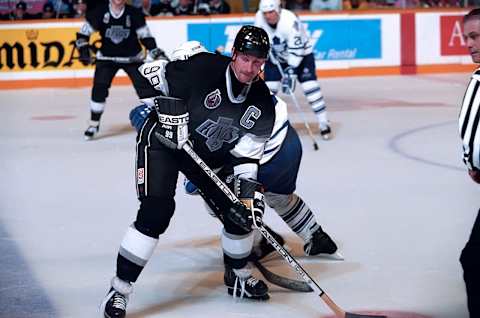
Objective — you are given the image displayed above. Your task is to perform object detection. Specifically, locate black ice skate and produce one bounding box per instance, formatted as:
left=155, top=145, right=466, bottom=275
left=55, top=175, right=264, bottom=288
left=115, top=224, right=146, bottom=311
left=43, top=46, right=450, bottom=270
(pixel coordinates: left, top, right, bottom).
left=100, top=277, right=132, bottom=318
left=304, top=227, right=338, bottom=256
left=249, top=226, right=285, bottom=261
left=224, top=265, right=270, bottom=300
left=84, top=122, right=100, bottom=140
left=320, top=125, right=331, bottom=140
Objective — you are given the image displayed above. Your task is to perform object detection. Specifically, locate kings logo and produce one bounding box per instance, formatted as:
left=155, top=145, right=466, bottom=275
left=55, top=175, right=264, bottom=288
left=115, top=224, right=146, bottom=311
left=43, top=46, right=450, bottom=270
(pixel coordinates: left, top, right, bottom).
left=204, top=89, right=221, bottom=109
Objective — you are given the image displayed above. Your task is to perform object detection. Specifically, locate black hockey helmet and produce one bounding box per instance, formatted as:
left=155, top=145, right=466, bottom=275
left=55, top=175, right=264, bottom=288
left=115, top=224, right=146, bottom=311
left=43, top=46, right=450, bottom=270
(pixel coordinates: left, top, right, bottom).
left=233, top=25, right=270, bottom=59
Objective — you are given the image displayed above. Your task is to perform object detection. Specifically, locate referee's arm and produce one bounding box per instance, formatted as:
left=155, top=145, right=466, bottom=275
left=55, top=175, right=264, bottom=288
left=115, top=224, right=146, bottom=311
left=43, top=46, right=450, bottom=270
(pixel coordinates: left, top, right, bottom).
left=459, top=71, right=480, bottom=184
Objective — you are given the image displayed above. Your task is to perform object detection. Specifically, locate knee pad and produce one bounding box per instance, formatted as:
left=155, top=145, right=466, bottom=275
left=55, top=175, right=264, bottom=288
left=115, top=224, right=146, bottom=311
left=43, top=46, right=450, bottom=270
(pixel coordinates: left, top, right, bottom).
left=135, top=196, right=175, bottom=237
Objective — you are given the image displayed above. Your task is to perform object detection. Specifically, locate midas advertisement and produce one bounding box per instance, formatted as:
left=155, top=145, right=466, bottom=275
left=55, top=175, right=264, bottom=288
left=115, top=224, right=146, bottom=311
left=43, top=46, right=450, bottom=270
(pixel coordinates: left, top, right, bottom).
left=0, top=27, right=98, bottom=72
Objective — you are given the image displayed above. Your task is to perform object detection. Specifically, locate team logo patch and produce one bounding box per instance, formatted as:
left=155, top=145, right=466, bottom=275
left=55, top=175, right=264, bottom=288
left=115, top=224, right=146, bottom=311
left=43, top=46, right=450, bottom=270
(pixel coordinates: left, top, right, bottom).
left=137, top=168, right=145, bottom=184
left=106, top=26, right=130, bottom=44
left=196, top=117, right=239, bottom=152
left=204, top=89, right=222, bottom=109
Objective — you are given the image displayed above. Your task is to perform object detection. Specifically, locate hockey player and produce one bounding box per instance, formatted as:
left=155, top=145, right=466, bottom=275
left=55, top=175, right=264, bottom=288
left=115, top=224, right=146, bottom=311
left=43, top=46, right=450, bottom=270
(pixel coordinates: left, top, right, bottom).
left=75, top=0, right=168, bottom=140
left=101, top=26, right=276, bottom=318
left=130, top=40, right=338, bottom=260
left=254, top=0, right=332, bottom=140
left=459, top=8, right=480, bottom=318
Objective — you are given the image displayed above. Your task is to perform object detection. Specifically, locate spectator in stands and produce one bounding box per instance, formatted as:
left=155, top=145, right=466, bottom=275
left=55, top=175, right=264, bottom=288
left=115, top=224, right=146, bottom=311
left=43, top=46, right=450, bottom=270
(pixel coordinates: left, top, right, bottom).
left=208, top=0, right=231, bottom=13
left=72, top=0, right=87, bottom=17
left=172, top=0, right=195, bottom=15
left=42, top=2, right=56, bottom=19
left=310, top=0, right=341, bottom=10
left=286, top=0, right=310, bottom=11
left=150, top=0, right=175, bottom=15
left=12, top=1, right=37, bottom=19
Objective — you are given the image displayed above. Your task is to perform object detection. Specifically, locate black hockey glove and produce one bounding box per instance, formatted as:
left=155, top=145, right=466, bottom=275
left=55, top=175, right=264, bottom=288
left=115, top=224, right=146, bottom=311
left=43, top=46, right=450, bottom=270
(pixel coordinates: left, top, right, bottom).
left=75, top=37, right=92, bottom=66
left=148, top=48, right=170, bottom=62
left=281, top=66, right=297, bottom=94
left=225, top=177, right=265, bottom=231
left=153, top=96, right=189, bottom=150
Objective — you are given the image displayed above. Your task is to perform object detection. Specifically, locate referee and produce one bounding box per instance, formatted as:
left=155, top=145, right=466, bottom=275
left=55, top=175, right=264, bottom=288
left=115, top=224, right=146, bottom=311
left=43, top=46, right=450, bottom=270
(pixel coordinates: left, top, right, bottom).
left=459, top=8, right=480, bottom=318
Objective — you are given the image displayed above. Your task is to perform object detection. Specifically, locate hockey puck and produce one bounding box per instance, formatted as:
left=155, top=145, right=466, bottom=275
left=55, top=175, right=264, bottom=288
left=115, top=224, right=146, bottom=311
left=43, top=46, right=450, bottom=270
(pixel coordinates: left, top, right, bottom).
left=323, top=310, right=431, bottom=318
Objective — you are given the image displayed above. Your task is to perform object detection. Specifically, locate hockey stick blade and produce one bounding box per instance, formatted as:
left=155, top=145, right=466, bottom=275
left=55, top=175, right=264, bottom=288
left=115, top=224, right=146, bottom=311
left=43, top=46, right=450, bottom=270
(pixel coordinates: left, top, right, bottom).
left=254, top=260, right=313, bottom=293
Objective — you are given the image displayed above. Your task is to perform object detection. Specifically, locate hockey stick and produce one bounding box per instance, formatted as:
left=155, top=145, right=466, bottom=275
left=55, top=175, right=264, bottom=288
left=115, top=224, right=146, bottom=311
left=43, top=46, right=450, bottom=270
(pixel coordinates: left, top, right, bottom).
left=94, top=55, right=145, bottom=64
left=182, top=142, right=386, bottom=318
left=253, top=260, right=313, bottom=293
left=268, top=53, right=319, bottom=151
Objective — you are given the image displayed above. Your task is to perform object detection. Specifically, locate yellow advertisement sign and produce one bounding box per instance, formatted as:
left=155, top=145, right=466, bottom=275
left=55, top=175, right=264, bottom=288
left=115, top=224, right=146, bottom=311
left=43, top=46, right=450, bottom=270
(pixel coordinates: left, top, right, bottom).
left=0, top=27, right=99, bottom=72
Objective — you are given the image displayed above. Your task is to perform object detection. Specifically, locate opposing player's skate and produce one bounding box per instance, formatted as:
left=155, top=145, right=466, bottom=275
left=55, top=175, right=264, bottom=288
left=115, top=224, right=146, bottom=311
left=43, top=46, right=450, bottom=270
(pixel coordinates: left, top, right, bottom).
left=320, top=124, right=331, bottom=140
left=224, top=265, right=270, bottom=300
left=304, top=227, right=341, bottom=259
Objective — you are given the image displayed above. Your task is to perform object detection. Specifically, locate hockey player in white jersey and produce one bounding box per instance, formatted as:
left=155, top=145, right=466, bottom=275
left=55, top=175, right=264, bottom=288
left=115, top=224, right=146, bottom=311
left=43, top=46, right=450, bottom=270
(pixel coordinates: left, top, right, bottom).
left=254, top=0, right=332, bottom=139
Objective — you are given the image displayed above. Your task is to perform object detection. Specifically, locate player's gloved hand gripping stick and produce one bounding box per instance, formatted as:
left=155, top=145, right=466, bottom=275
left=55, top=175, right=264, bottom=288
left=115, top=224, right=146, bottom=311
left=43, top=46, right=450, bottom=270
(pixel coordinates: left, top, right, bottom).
left=182, top=142, right=386, bottom=318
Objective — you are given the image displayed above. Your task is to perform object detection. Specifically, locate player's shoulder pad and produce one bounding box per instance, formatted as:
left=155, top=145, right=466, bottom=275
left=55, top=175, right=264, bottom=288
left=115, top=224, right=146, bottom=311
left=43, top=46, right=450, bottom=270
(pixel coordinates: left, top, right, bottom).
left=138, top=59, right=169, bottom=95
left=280, top=9, right=299, bottom=27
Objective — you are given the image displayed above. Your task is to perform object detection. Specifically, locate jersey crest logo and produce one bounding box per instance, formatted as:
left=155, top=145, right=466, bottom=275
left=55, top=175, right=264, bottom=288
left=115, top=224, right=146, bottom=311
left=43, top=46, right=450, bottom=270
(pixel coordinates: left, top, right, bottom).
left=204, top=89, right=222, bottom=109
left=106, top=26, right=130, bottom=44
left=103, top=12, right=110, bottom=24
left=126, top=15, right=131, bottom=27
left=196, top=117, right=239, bottom=152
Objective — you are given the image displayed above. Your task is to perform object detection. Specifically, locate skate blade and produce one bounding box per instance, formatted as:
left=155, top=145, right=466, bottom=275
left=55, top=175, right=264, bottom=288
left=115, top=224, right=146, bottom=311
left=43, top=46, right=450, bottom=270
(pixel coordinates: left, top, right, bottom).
left=311, top=251, right=344, bottom=261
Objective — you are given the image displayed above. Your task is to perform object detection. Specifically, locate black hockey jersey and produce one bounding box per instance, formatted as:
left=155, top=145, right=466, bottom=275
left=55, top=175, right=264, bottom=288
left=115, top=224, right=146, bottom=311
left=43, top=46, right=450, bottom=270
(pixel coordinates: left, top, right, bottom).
left=140, top=53, right=276, bottom=171
left=78, top=4, right=153, bottom=57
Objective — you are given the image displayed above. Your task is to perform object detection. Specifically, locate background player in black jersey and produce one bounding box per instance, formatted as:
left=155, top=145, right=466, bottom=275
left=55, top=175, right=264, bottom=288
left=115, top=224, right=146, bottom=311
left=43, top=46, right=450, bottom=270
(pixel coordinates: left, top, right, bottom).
left=75, top=0, right=168, bottom=140
left=459, top=9, right=480, bottom=318
left=100, top=26, right=276, bottom=318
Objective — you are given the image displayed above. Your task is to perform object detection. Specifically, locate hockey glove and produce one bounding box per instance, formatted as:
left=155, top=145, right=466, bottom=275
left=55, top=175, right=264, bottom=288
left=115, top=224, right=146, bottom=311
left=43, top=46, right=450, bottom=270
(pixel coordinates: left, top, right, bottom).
left=281, top=66, right=297, bottom=94
left=226, top=177, right=265, bottom=231
left=75, top=37, right=92, bottom=66
left=129, top=104, right=153, bottom=132
left=148, top=48, right=170, bottom=62
left=153, top=96, right=189, bottom=150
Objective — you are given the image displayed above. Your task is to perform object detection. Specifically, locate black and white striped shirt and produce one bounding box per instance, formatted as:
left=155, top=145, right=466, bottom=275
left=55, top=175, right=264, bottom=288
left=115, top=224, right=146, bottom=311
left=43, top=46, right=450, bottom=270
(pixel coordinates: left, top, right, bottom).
left=459, top=68, right=480, bottom=171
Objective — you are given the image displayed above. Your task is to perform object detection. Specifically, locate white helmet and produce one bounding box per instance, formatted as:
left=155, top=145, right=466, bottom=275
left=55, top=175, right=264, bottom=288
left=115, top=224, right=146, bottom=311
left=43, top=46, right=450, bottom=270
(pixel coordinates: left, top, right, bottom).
left=259, top=0, right=280, bottom=13
left=171, top=41, right=208, bottom=61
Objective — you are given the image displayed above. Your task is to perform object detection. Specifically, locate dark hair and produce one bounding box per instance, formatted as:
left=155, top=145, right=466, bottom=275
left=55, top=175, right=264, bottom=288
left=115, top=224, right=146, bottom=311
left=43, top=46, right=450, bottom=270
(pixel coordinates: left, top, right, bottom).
left=464, top=8, right=480, bottom=23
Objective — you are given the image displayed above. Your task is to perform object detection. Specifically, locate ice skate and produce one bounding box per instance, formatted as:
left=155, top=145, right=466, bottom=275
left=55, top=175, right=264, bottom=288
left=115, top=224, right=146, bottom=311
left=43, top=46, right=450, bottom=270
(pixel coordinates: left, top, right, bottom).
left=100, top=277, right=132, bottom=318
left=320, top=125, right=331, bottom=140
left=304, top=227, right=343, bottom=260
left=84, top=122, right=99, bottom=140
left=224, top=264, right=270, bottom=300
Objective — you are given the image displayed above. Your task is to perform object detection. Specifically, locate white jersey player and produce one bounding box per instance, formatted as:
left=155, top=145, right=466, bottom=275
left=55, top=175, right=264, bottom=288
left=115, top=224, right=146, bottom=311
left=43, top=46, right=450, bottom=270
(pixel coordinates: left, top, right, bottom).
left=254, top=0, right=332, bottom=139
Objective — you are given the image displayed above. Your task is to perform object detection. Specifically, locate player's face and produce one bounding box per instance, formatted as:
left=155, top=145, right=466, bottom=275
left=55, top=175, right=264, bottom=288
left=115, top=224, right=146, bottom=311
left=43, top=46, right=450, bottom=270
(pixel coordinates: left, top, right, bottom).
left=110, top=0, right=126, bottom=7
left=464, top=18, right=480, bottom=63
left=231, top=52, right=266, bottom=84
left=263, top=10, right=280, bottom=25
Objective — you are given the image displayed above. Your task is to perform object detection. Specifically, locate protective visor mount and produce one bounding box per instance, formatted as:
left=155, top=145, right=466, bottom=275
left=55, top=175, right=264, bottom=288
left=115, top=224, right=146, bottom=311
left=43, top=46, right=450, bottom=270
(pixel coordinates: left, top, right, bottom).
left=233, top=25, right=270, bottom=59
